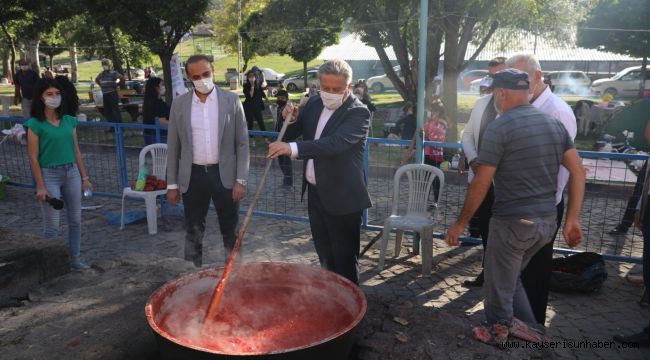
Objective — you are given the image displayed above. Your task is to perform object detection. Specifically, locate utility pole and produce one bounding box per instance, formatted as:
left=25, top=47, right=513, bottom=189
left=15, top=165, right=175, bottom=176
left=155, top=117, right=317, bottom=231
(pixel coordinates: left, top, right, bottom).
left=238, top=0, right=243, bottom=87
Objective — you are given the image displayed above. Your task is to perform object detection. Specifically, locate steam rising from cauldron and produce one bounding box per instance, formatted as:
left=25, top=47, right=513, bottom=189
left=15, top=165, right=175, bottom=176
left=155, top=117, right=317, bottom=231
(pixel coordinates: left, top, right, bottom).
left=152, top=263, right=362, bottom=355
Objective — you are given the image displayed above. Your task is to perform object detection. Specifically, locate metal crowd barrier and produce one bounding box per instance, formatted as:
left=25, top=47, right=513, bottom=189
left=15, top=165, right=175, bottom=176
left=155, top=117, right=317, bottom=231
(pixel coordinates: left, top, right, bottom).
left=1, top=117, right=646, bottom=263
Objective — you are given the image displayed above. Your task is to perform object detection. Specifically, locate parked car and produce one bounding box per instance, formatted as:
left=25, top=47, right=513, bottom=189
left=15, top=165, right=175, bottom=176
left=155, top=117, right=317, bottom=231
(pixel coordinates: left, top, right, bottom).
left=460, top=70, right=488, bottom=90
left=282, top=70, right=319, bottom=92
left=261, top=68, right=285, bottom=86
left=366, top=66, right=404, bottom=93
left=591, top=66, right=650, bottom=98
left=545, top=71, right=591, bottom=94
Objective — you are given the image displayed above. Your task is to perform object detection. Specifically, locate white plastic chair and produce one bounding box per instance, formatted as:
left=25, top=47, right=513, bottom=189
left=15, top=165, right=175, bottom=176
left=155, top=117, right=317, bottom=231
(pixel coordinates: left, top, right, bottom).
left=377, top=164, right=445, bottom=276
left=120, top=143, right=168, bottom=235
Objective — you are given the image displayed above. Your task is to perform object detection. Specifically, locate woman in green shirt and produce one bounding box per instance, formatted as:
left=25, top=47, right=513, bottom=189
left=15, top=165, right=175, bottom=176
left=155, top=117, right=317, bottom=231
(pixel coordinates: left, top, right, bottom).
left=25, top=78, right=93, bottom=270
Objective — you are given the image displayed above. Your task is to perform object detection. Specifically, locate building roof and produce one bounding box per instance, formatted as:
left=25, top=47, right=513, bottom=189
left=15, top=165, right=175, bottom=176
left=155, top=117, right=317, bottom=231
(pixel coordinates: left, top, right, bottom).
left=319, top=30, right=641, bottom=62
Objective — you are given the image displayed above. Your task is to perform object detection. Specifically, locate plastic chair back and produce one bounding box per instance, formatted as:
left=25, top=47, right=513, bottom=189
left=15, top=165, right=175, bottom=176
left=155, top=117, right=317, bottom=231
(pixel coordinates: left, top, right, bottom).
left=391, top=164, right=444, bottom=218
left=139, top=143, right=168, bottom=180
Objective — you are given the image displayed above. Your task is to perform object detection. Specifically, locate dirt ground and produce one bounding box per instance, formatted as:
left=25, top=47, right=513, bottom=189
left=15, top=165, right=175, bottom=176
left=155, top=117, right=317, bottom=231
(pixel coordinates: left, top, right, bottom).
left=0, top=228, right=541, bottom=360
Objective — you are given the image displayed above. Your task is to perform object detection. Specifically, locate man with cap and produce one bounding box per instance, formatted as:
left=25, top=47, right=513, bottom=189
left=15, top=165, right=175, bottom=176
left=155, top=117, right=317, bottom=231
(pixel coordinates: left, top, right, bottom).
left=95, top=59, right=125, bottom=126
left=446, top=69, right=585, bottom=338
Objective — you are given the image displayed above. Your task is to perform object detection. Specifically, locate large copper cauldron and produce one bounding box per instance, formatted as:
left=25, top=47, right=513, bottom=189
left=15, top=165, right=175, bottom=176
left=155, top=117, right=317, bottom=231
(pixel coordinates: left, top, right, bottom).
left=145, top=262, right=366, bottom=360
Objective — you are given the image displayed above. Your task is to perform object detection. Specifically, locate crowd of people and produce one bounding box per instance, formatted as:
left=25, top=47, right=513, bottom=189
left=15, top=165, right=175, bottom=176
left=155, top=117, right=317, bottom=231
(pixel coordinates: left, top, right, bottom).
left=11, top=53, right=650, bottom=348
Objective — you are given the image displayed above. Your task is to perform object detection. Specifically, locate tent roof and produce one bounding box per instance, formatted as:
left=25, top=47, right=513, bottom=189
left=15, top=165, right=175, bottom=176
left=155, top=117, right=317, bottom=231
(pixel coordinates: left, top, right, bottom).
left=319, top=30, right=641, bottom=62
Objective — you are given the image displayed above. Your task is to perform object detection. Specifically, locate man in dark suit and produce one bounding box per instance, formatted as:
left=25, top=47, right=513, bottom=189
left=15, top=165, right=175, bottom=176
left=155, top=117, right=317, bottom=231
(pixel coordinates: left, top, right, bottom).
left=268, top=59, right=372, bottom=284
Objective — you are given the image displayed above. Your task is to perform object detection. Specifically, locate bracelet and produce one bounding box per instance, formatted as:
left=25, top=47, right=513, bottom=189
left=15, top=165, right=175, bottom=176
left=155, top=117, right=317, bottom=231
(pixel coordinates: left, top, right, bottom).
left=82, top=176, right=90, bottom=181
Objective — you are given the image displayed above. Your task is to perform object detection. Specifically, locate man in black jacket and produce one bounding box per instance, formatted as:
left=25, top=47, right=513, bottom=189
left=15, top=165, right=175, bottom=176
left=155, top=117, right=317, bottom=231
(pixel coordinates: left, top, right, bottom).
left=268, top=59, right=372, bottom=284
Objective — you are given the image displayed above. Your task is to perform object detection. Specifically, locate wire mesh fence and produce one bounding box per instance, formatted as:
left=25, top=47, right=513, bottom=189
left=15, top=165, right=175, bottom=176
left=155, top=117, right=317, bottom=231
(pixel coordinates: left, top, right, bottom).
left=0, top=117, right=646, bottom=262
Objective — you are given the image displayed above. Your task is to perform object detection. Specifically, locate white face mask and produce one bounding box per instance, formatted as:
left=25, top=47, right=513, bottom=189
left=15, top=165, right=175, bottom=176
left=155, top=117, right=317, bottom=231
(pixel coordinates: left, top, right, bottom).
left=159, top=86, right=166, bottom=96
left=320, top=90, right=346, bottom=110
left=193, top=77, right=215, bottom=94
left=102, top=65, right=110, bottom=71
left=44, top=95, right=61, bottom=109
left=20, top=65, right=29, bottom=71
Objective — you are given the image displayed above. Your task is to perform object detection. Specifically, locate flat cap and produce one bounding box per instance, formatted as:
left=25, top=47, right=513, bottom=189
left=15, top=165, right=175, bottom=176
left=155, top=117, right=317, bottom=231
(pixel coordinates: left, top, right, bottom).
left=489, top=69, right=529, bottom=90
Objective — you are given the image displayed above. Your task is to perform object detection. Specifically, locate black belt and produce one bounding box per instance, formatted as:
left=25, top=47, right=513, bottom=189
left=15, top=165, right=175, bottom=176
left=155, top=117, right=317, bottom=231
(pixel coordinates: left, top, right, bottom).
left=192, top=163, right=218, bottom=172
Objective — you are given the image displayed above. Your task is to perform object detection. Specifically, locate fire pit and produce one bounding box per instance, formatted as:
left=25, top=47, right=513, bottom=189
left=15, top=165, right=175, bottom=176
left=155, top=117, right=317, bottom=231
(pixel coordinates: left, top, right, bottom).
left=145, top=262, right=366, bottom=359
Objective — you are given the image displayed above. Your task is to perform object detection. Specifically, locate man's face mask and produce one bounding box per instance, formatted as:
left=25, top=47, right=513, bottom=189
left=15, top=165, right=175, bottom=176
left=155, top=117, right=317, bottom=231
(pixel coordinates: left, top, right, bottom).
left=193, top=76, right=215, bottom=94
left=102, top=65, right=110, bottom=71
left=320, top=90, right=346, bottom=110
left=20, top=65, right=29, bottom=71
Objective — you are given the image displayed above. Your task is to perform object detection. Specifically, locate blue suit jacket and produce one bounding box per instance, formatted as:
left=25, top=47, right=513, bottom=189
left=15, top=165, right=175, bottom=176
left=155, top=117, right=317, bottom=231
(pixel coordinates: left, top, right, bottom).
left=285, top=93, right=372, bottom=215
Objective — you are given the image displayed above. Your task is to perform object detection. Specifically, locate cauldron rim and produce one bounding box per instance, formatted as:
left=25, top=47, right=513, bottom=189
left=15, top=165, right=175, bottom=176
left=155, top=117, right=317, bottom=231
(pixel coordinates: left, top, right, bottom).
left=145, top=262, right=367, bottom=356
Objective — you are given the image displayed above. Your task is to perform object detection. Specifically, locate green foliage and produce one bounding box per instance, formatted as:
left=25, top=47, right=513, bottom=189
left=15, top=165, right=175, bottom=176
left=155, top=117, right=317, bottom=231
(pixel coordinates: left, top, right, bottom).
left=577, top=0, right=650, bottom=59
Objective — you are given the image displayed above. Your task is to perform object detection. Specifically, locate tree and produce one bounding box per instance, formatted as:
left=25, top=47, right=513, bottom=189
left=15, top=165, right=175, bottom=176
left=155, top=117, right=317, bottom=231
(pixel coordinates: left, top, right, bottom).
left=578, top=0, right=650, bottom=97
left=208, top=0, right=269, bottom=72
left=108, top=0, right=211, bottom=103
left=238, top=9, right=290, bottom=72
left=261, top=0, right=344, bottom=89
left=347, top=0, right=597, bottom=141
left=0, top=0, right=26, bottom=80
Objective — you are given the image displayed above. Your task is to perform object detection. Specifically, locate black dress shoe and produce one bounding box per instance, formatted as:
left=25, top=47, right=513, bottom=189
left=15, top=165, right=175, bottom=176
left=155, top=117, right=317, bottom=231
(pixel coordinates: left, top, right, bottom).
left=609, top=226, right=628, bottom=235
left=614, top=331, right=650, bottom=347
left=463, top=272, right=484, bottom=287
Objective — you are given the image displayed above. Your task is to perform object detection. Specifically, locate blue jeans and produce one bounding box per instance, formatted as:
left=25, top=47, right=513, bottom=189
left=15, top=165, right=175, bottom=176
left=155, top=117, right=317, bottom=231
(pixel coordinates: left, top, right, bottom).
left=40, top=163, right=82, bottom=258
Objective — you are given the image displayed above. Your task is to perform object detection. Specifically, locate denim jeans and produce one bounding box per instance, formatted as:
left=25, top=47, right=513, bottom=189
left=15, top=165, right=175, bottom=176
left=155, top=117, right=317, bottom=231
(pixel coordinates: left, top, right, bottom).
left=40, top=163, right=82, bottom=258
left=483, top=215, right=556, bottom=325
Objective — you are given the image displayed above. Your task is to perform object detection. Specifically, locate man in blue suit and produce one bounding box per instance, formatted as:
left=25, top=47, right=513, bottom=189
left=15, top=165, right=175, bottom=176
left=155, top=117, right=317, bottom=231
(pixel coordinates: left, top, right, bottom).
left=268, top=59, right=372, bottom=284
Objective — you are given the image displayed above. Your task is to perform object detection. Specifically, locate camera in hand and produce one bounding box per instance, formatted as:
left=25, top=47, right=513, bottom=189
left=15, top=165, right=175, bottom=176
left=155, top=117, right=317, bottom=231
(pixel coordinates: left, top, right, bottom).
left=46, top=196, right=64, bottom=210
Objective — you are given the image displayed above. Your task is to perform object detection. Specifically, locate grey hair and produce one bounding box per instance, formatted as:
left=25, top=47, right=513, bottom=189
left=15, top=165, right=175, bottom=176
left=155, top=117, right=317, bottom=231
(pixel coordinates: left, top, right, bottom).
left=505, top=53, right=542, bottom=74
left=318, top=59, right=353, bottom=85
left=101, top=58, right=112, bottom=66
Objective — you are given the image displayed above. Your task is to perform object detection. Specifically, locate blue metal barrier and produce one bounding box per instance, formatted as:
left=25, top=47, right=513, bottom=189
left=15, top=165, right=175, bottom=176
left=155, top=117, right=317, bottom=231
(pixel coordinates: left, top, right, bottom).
left=1, top=117, right=646, bottom=263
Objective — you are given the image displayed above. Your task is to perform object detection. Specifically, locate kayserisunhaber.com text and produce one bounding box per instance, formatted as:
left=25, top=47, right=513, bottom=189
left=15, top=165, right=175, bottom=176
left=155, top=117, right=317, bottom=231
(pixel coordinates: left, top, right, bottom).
left=500, top=339, right=639, bottom=350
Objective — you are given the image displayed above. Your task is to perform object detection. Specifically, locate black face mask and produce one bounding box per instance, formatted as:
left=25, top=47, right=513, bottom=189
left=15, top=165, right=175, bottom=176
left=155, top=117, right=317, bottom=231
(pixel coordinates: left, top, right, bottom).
left=276, top=100, right=287, bottom=106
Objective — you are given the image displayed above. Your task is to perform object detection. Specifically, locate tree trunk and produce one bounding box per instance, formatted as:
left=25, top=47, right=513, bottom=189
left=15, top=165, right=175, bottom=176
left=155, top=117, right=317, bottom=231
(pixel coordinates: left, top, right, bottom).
left=159, top=52, right=173, bottom=104
left=28, top=36, right=41, bottom=74
left=126, top=57, right=132, bottom=80
left=103, top=25, right=123, bottom=74
left=49, top=55, right=53, bottom=70
left=303, top=60, right=308, bottom=90
left=442, top=14, right=460, bottom=143
left=1, top=50, right=9, bottom=80
left=0, top=24, right=17, bottom=82
left=69, top=43, right=78, bottom=83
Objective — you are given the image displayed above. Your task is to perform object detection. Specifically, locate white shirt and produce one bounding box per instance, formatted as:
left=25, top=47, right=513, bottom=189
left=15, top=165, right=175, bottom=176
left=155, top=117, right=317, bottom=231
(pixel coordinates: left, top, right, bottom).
left=289, top=107, right=335, bottom=185
left=532, top=86, right=577, bottom=205
left=190, top=89, right=219, bottom=165
left=460, top=94, right=492, bottom=183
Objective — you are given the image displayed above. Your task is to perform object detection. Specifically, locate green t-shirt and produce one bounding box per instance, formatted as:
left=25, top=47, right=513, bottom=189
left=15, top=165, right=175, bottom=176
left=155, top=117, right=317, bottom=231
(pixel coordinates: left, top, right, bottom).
left=24, top=115, right=77, bottom=168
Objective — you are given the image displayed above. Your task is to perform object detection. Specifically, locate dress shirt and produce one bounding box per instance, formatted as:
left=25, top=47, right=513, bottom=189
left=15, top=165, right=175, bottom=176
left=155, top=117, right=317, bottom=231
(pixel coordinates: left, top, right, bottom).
left=460, top=94, right=492, bottom=183
left=289, top=107, right=335, bottom=185
left=191, top=89, right=219, bottom=165
left=532, top=86, right=577, bottom=205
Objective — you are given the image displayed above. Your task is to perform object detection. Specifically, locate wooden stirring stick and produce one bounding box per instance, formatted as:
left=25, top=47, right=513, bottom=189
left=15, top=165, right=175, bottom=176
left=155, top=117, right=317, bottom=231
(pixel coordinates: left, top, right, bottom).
left=203, top=109, right=295, bottom=326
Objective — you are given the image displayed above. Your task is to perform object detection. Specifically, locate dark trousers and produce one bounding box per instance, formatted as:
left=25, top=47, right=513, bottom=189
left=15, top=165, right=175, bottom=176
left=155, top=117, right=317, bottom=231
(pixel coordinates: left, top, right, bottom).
left=278, top=156, right=293, bottom=186
left=477, top=185, right=495, bottom=266
left=307, top=185, right=362, bottom=284
left=619, top=162, right=647, bottom=230
left=642, top=199, right=650, bottom=333
left=521, top=197, right=565, bottom=325
left=182, top=164, right=239, bottom=266
left=424, top=158, right=442, bottom=202
left=245, top=108, right=266, bottom=131
left=102, top=91, right=122, bottom=123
